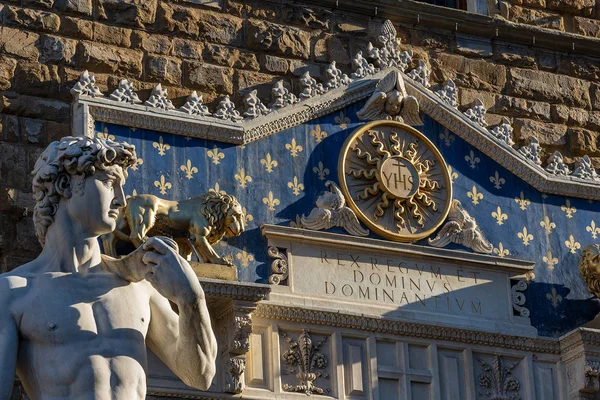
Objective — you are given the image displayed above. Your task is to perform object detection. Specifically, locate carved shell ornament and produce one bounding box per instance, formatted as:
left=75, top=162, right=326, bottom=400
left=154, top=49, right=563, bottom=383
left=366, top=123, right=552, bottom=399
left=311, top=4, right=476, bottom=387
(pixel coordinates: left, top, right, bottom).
left=357, top=70, right=423, bottom=126
left=338, top=121, right=453, bottom=242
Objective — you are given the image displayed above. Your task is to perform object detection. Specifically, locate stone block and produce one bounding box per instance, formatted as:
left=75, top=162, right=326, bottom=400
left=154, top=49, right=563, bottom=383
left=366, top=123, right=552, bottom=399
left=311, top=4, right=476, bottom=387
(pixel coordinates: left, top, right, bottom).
left=506, top=5, right=564, bottom=31
left=145, top=55, right=182, bottom=85
left=172, top=38, right=203, bottom=60
left=288, top=60, right=322, bottom=79
left=184, top=61, right=234, bottom=95
left=558, top=56, right=600, bottom=81
left=0, top=27, right=40, bottom=60
left=203, top=44, right=260, bottom=71
left=97, top=0, right=158, bottom=28
left=0, top=143, right=28, bottom=189
left=39, top=35, right=77, bottom=65
left=0, top=94, right=70, bottom=123
left=574, top=17, right=600, bottom=37
left=494, top=95, right=551, bottom=121
left=158, top=3, right=243, bottom=46
left=335, top=17, right=369, bottom=36
left=0, top=57, right=17, bottom=91
left=493, top=43, right=536, bottom=68
left=247, top=1, right=330, bottom=30
left=587, top=112, right=600, bottom=131
left=458, top=88, right=496, bottom=111
left=46, top=121, right=71, bottom=143
left=131, top=31, right=172, bottom=55
left=537, top=52, right=558, bottom=72
left=3, top=115, right=19, bottom=142
left=77, top=41, right=143, bottom=77
left=547, top=0, right=595, bottom=15
left=60, top=16, right=93, bottom=40
left=510, top=0, right=546, bottom=8
left=508, top=67, right=591, bottom=108
left=455, top=34, right=492, bottom=58
left=592, top=83, right=600, bottom=110
left=14, top=62, right=60, bottom=98
left=551, top=105, right=588, bottom=126
left=20, top=117, right=46, bottom=144
left=234, top=70, right=276, bottom=102
left=569, top=127, right=600, bottom=155
left=431, top=53, right=507, bottom=92
left=93, top=23, right=132, bottom=48
left=513, top=119, right=568, bottom=146
left=261, top=54, right=289, bottom=75
left=4, top=6, right=60, bottom=33
left=23, top=0, right=55, bottom=8
left=246, top=19, right=311, bottom=60
left=54, top=0, right=93, bottom=16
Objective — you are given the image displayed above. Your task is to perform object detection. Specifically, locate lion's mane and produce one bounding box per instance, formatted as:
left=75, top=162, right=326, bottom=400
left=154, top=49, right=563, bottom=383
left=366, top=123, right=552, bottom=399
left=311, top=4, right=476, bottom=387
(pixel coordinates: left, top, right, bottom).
left=580, top=244, right=600, bottom=298
left=199, top=190, right=243, bottom=245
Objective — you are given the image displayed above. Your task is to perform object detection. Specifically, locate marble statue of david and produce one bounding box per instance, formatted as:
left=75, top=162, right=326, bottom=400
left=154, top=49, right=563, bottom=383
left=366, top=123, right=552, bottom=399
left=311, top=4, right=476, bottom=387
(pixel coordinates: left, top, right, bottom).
left=0, top=136, right=217, bottom=399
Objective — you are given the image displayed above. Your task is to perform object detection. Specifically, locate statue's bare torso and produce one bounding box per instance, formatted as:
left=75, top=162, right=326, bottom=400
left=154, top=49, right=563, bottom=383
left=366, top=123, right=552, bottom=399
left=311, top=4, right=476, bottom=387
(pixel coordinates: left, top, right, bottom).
left=3, top=261, right=159, bottom=399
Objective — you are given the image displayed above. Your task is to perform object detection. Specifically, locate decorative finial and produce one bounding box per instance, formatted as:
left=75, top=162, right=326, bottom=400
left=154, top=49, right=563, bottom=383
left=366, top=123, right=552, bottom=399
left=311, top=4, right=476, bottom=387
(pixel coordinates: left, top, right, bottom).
left=463, top=99, right=487, bottom=128
left=299, top=71, right=326, bottom=99
left=145, top=83, right=175, bottom=110
left=545, top=151, right=570, bottom=176
left=518, top=137, right=542, bottom=165
left=324, top=61, right=351, bottom=90
left=270, top=80, right=297, bottom=109
left=406, top=59, right=430, bottom=88
left=489, top=117, right=514, bottom=146
left=435, top=79, right=458, bottom=108
left=572, top=155, right=599, bottom=180
left=70, top=70, right=103, bottom=98
left=110, top=79, right=142, bottom=104
left=214, top=95, right=243, bottom=122
left=243, top=90, right=270, bottom=119
left=180, top=91, right=211, bottom=116
left=351, top=51, right=377, bottom=79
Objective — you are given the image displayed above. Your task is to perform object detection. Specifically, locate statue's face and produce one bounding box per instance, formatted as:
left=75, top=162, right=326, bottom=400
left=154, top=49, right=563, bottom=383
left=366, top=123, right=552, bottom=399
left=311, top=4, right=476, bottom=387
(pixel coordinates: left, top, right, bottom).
left=66, top=167, right=126, bottom=237
left=315, top=192, right=335, bottom=209
left=385, top=90, right=403, bottom=115
left=224, top=203, right=245, bottom=238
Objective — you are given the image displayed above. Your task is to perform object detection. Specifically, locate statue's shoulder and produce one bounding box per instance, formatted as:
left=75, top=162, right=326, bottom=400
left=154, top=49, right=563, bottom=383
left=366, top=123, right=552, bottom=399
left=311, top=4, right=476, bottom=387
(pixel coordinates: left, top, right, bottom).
left=0, top=261, right=37, bottom=303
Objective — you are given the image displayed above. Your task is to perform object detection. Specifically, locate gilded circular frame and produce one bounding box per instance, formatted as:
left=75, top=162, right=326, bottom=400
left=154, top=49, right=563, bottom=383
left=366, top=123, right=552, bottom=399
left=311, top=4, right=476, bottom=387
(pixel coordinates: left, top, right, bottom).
left=338, top=120, right=453, bottom=242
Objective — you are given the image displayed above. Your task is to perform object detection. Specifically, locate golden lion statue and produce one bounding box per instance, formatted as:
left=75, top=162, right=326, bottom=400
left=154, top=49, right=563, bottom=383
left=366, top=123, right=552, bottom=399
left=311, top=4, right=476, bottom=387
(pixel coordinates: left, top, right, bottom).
left=580, top=244, right=600, bottom=298
left=101, top=190, right=245, bottom=266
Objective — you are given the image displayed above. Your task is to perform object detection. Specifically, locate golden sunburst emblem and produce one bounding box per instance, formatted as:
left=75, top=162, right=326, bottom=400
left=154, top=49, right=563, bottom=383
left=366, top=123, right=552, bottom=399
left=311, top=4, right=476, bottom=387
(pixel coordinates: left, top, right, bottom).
left=338, top=120, right=452, bottom=242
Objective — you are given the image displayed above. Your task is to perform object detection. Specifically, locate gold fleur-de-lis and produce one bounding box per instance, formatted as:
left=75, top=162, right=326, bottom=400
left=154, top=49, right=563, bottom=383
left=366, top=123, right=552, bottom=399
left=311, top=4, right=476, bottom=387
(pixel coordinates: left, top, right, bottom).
left=540, top=216, right=556, bottom=235
left=207, top=146, right=225, bottom=165
left=561, top=199, right=577, bottom=218
left=310, top=125, right=328, bottom=143
left=546, top=288, right=563, bottom=308
left=514, top=191, right=530, bottom=211
left=97, top=128, right=115, bottom=141
left=565, top=235, right=581, bottom=254
left=234, top=168, right=252, bottom=188
left=130, top=157, right=144, bottom=171
left=517, top=226, right=533, bottom=246
left=262, top=191, right=280, bottom=211
left=467, top=185, right=483, bottom=205
left=212, top=182, right=226, bottom=195
left=126, top=189, right=138, bottom=200
left=586, top=220, right=600, bottom=239
left=489, top=171, right=505, bottom=190
left=236, top=247, right=255, bottom=267
left=492, top=206, right=508, bottom=225
left=290, top=214, right=303, bottom=228
left=154, top=174, right=172, bottom=195
left=179, top=159, right=198, bottom=179
left=465, top=150, right=480, bottom=169
left=242, top=207, right=253, bottom=224
left=493, top=242, right=510, bottom=258
left=260, top=153, right=278, bottom=173
left=543, top=251, right=558, bottom=271
left=334, top=111, right=351, bottom=129
left=285, top=138, right=303, bottom=157
left=439, top=129, right=455, bottom=147
left=448, top=165, right=458, bottom=183
left=313, top=161, right=330, bottom=181
left=287, top=176, right=304, bottom=196
left=152, top=136, right=171, bottom=156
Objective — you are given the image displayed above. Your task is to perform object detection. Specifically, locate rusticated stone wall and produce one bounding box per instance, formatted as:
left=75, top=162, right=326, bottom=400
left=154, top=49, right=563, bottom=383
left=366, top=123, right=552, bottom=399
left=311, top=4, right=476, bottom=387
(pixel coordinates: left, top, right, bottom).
left=0, top=0, right=600, bottom=273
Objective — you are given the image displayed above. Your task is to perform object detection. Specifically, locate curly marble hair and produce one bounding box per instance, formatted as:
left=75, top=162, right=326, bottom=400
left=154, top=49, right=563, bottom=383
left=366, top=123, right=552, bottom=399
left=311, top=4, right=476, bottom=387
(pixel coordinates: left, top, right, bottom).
left=31, top=136, right=137, bottom=246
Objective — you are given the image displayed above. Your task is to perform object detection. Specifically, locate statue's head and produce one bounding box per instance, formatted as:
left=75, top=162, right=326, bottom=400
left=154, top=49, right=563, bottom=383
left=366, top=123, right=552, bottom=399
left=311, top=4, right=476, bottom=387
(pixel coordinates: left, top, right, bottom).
left=384, top=90, right=403, bottom=116
left=32, top=136, right=137, bottom=246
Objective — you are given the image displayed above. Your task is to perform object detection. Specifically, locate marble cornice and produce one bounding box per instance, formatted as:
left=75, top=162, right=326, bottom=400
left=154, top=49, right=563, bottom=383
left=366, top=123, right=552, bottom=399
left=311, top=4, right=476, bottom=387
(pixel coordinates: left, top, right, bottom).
left=200, top=278, right=271, bottom=303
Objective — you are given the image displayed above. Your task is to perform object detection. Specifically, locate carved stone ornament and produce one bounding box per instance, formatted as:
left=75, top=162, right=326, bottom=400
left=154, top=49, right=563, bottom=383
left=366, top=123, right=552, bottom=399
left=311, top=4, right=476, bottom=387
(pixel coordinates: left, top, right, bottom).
left=406, top=59, right=431, bottom=88
left=572, top=155, right=599, bottom=180
left=580, top=244, right=600, bottom=298
left=232, top=315, right=252, bottom=353
left=518, top=137, right=542, bottom=165
left=110, top=79, right=142, bottom=104
left=180, top=91, right=211, bottom=116
left=585, top=361, right=600, bottom=395
left=435, top=79, right=458, bottom=108
left=70, top=70, right=103, bottom=97
left=511, top=279, right=530, bottom=318
left=270, top=80, right=298, bottom=109
left=338, top=120, right=453, bottom=242
left=428, top=199, right=493, bottom=254
left=490, top=117, right=515, bottom=146
left=144, top=83, right=175, bottom=111
left=476, top=354, right=521, bottom=400
left=101, top=190, right=245, bottom=266
left=225, top=356, right=246, bottom=394
left=214, top=95, right=243, bottom=122
left=281, top=330, right=329, bottom=396
left=325, top=60, right=352, bottom=90
left=301, top=181, right=370, bottom=237
left=546, top=151, right=571, bottom=176
left=464, top=99, right=488, bottom=128
left=366, top=20, right=412, bottom=72
left=357, top=70, right=423, bottom=126
left=243, top=89, right=270, bottom=119
left=299, top=71, right=326, bottom=100
left=268, top=246, right=289, bottom=285
left=351, top=50, right=378, bottom=79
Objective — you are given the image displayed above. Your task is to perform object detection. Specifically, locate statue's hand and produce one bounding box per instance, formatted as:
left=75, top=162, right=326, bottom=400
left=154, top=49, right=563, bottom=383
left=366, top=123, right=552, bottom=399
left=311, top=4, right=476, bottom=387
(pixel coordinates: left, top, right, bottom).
left=142, top=236, right=202, bottom=304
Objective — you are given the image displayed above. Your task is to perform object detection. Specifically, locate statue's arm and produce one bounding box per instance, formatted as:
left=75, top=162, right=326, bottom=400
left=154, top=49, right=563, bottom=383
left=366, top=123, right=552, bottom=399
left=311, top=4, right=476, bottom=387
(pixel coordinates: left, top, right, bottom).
left=143, top=238, right=217, bottom=390
left=0, top=281, right=18, bottom=398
